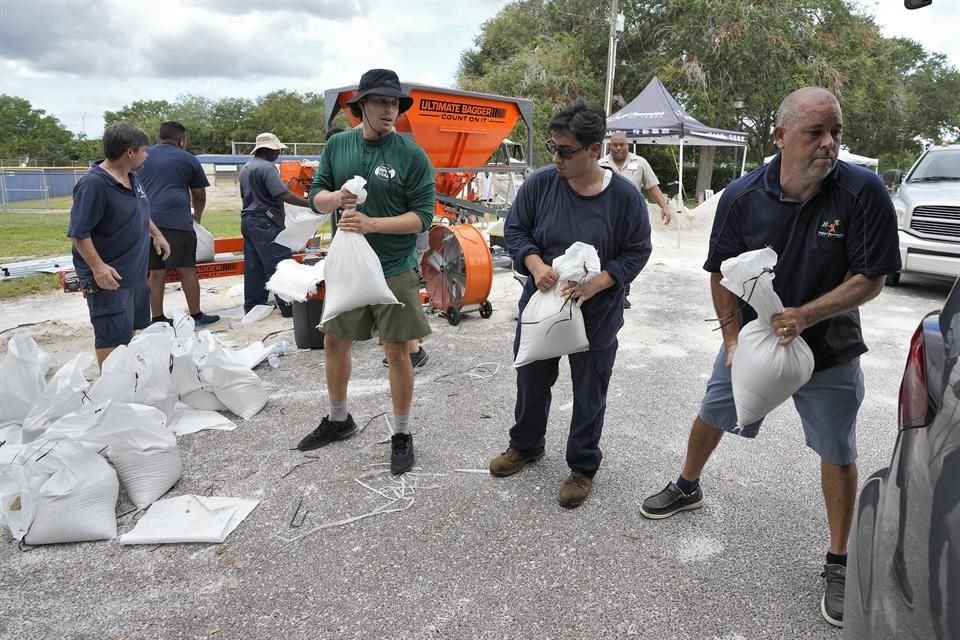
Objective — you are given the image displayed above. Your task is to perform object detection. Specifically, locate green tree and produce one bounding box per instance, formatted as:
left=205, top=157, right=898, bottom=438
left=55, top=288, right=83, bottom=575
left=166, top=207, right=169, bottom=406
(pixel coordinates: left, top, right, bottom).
left=0, top=95, right=73, bottom=165
left=246, top=90, right=326, bottom=150
left=459, top=0, right=960, bottom=193
left=103, top=99, right=174, bottom=142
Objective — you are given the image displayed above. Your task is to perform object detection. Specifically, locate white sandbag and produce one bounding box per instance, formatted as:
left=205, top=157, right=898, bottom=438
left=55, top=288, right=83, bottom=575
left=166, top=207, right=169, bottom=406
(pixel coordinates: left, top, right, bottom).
left=721, top=248, right=815, bottom=426
left=320, top=175, right=400, bottom=323
left=515, top=287, right=589, bottom=367
left=167, top=403, right=238, bottom=436
left=275, top=205, right=328, bottom=251
left=95, top=402, right=181, bottom=509
left=194, top=221, right=215, bottom=263
left=0, top=440, right=118, bottom=545
left=43, top=400, right=181, bottom=509
left=170, top=332, right=224, bottom=410
left=21, top=352, right=94, bottom=443
left=342, top=175, right=368, bottom=205
left=88, top=345, right=137, bottom=404
left=266, top=258, right=326, bottom=303
left=0, top=334, right=52, bottom=427
left=0, top=425, right=23, bottom=447
left=514, top=242, right=600, bottom=367
left=128, top=331, right=177, bottom=423
left=320, top=230, right=400, bottom=323
left=118, top=495, right=259, bottom=545
left=552, top=241, right=602, bottom=283
left=203, top=351, right=267, bottom=419
left=238, top=305, right=274, bottom=326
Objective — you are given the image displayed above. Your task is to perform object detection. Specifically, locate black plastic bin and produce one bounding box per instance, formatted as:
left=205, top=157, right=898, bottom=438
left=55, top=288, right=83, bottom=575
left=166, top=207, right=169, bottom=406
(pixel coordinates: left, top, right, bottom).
left=292, top=298, right=325, bottom=349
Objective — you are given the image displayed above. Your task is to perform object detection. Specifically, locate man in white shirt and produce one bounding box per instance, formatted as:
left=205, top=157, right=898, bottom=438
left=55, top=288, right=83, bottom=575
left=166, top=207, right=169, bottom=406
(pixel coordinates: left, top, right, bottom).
left=600, top=131, right=671, bottom=307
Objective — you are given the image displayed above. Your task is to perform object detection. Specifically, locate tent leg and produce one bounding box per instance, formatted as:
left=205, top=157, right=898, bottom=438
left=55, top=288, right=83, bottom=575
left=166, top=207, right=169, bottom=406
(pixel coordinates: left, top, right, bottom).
left=677, top=141, right=684, bottom=248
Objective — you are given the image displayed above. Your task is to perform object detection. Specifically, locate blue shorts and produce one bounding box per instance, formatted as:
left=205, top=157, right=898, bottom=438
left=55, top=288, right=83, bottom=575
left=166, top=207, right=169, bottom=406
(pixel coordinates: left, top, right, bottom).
left=699, top=346, right=864, bottom=465
left=85, top=285, right=150, bottom=349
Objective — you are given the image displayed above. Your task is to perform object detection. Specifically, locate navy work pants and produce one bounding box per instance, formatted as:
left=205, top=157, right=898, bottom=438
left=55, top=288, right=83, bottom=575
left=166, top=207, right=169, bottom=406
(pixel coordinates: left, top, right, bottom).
left=509, top=340, right=618, bottom=476
left=241, top=214, right=292, bottom=313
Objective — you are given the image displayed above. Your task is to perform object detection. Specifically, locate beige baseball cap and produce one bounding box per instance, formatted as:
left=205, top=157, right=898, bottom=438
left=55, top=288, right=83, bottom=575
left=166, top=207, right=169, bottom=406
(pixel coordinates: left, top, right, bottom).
left=251, top=132, right=287, bottom=153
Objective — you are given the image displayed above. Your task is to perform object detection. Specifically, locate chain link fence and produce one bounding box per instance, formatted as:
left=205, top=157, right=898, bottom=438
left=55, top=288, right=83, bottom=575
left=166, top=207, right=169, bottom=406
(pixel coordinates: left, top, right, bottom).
left=0, top=166, right=89, bottom=211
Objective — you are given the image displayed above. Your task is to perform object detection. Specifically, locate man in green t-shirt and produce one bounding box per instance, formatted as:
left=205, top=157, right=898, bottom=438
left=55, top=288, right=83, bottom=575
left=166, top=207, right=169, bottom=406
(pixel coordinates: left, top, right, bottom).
left=296, top=69, right=436, bottom=475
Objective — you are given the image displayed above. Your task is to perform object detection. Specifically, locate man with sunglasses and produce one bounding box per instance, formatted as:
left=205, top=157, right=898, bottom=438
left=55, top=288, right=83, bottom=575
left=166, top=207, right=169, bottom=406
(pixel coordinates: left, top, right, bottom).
left=488, top=100, right=652, bottom=508
left=639, top=87, right=901, bottom=627
left=600, top=132, right=672, bottom=309
left=296, top=69, right=435, bottom=477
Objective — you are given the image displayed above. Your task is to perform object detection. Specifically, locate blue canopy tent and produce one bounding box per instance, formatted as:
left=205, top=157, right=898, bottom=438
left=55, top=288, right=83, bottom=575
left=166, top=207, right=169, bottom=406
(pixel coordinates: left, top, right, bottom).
left=606, top=77, right=748, bottom=201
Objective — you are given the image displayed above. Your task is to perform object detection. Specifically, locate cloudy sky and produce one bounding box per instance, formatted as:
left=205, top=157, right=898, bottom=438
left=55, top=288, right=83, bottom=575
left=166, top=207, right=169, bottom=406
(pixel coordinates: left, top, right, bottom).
left=1, top=0, right=957, bottom=138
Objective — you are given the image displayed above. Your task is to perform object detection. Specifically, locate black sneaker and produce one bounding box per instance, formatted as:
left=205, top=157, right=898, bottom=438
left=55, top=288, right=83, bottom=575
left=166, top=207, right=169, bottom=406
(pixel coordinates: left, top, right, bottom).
left=296, top=414, right=358, bottom=451
left=639, top=481, right=704, bottom=519
left=152, top=315, right=173, bottom=325
left=624, top=297, right=632, bottom=309
left=382, top=347, right=430, bottom=369
left=391, top=432, right=415, bottom=475
left=820, top=563, right=846, bottom=627
left=279, top=304, right=294, bottom=318
left=193, top=312, right=221, bottom=327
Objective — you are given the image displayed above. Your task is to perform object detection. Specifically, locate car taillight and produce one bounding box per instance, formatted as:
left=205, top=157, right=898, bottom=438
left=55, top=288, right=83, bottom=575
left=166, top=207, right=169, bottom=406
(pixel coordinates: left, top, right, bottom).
left=898, top=325, right=929, bottom=428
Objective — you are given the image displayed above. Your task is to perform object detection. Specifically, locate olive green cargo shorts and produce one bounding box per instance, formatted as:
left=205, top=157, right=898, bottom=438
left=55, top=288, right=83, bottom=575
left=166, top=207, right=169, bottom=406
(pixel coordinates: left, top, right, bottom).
left=320, top=269, right=431, bottom=342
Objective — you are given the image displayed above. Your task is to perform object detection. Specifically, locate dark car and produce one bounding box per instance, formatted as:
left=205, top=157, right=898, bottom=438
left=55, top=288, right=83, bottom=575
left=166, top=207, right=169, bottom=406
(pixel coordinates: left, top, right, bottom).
left=845, top=279, right=960, bottom=638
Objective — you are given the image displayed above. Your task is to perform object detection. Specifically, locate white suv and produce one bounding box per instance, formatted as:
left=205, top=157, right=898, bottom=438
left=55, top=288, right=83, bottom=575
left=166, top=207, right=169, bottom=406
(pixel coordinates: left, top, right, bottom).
left=885, top=145, right=960, bottom=285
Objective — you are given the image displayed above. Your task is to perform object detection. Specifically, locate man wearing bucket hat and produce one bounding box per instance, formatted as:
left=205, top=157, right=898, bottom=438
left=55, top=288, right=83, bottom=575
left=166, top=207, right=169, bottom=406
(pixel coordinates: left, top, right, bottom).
left=238, top=131, right=311, bottom=316
left=296, top=69, right=435, bottom=476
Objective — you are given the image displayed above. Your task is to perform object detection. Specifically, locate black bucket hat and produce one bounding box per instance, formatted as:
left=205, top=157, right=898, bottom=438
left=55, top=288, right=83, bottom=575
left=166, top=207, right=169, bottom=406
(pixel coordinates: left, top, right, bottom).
left=347, top=68, right=413, bottom=117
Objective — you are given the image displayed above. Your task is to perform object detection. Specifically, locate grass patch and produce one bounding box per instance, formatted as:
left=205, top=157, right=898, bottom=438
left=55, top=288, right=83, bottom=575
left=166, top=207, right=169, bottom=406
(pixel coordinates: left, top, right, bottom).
left=0, top=209, right=241, bottom=261
left=0, top=273, right=60, bottom=300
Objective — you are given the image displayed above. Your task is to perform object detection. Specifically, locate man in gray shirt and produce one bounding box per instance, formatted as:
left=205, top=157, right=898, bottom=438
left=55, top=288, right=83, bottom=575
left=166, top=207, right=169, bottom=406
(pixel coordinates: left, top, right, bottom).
left=238, top=132, right=310, bottom=316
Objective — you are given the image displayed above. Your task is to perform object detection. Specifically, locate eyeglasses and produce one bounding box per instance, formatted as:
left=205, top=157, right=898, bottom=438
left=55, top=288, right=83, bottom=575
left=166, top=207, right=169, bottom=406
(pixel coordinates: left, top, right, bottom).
left=545, top=140, right=586, bottom=160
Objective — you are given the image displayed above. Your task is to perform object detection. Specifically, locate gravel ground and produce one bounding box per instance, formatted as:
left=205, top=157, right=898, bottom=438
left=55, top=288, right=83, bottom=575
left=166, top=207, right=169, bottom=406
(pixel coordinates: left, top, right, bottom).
left=0, top=226, right=947, bottom=640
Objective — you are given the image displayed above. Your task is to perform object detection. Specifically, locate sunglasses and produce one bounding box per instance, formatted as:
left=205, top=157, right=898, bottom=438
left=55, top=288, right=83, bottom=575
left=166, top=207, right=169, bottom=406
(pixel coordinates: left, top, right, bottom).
left=545, top=140, right=586, bottom=160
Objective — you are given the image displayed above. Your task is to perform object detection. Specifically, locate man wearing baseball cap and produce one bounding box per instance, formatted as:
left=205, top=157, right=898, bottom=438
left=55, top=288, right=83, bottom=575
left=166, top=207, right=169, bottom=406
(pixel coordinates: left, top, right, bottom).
left=238, top=131, right=311, bottom=316
left=296, top=69, right=436, bottom=476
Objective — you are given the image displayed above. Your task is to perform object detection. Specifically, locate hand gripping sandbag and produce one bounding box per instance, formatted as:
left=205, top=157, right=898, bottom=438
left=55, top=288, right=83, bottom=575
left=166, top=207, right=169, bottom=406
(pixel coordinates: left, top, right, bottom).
left=720, top=247, right=815, bottom=427
left=514, top=243, right=600, bottom=368
left=514, top=286, right=589, bottom=367
left=320, top=176, right=400, bottom=324
left=0, top=440, right=119, bottom=545
left=0, top=334, right=52, bottom=428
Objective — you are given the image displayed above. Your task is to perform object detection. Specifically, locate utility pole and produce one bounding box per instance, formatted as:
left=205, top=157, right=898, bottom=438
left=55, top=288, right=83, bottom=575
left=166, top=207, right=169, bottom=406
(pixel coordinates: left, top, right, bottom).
left=603, top=0, right=623, bottom=116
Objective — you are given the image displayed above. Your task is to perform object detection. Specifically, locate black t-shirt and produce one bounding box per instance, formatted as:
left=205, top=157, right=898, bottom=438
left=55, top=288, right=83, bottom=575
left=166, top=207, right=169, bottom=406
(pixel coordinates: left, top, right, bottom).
left=704, top=155, right=902, bottom=371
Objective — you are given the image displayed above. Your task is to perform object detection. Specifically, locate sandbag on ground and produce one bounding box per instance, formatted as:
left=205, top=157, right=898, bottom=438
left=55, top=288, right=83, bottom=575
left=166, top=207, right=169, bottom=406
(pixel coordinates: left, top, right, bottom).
left=0, top=440, right=118, bottom=545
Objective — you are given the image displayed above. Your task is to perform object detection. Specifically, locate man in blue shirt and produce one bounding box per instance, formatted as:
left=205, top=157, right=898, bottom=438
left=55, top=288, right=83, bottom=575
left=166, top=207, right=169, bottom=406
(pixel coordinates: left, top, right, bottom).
left=639, top=87, right=902, bottom=628
left=238, top=132, right=310, bottom=316
left=140, top=121, right=218, bottom=327
left=67, top=123, right=171, bottom=367
left=488, top=100, right=652, bottom=508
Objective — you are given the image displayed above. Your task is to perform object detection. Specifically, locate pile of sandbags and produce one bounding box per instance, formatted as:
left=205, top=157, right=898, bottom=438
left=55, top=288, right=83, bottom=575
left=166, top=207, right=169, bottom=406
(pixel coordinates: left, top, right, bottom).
left=0, top=315, right=273, bottom=544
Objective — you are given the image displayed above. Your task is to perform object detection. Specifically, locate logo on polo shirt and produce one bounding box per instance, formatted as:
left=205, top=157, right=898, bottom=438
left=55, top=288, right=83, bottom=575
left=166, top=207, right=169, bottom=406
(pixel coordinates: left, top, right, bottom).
left=818, top=218, right=844, bottom=240
left=136, top=184, right=147, bottom=199
left=374, top=164, right=396, bottom=181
